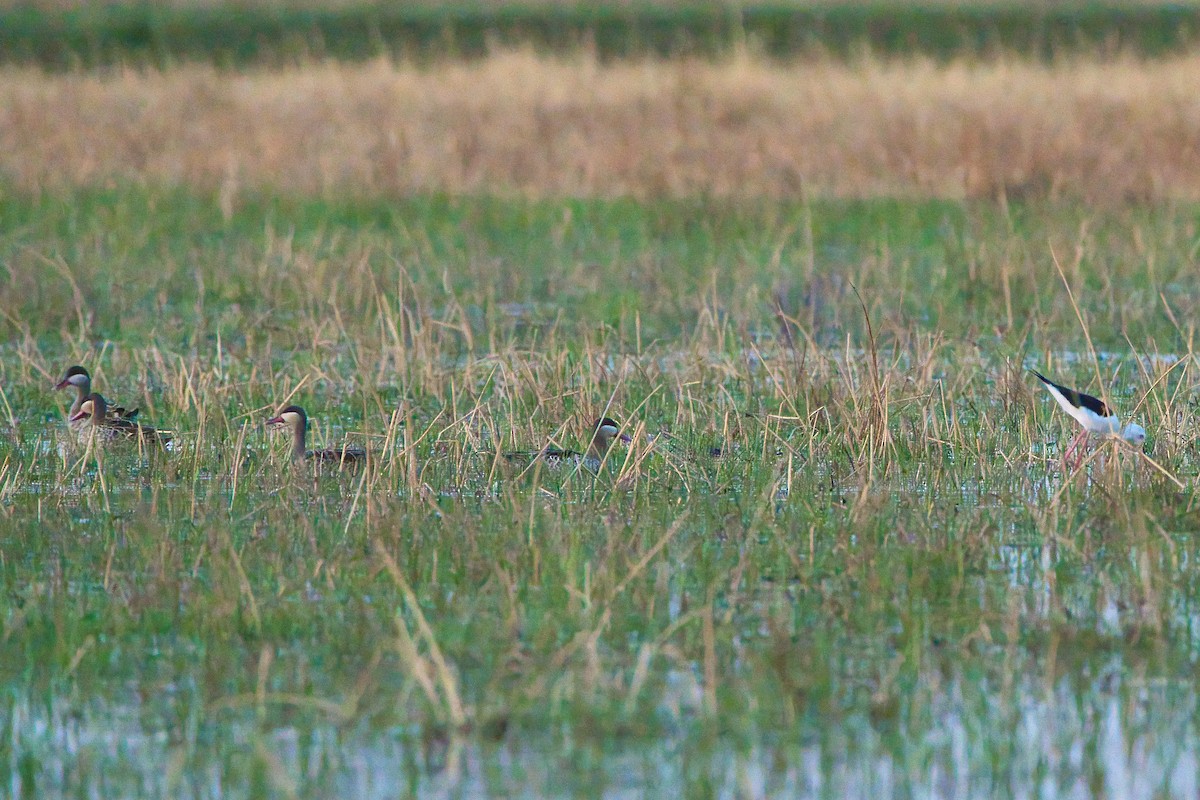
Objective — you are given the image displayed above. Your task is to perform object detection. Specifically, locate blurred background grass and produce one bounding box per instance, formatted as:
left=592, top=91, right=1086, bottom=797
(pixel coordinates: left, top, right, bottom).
left=3, top=1, right=1200, bottom=69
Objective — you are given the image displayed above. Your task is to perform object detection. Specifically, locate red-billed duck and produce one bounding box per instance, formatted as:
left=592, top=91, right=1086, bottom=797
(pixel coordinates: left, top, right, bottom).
left=504, top=417, right=632, bottom=472
left=267, top=405, right=368, bottom=466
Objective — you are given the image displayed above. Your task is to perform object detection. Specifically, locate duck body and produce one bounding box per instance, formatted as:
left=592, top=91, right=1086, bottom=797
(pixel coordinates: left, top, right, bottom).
left=512, top=444, right=596, bottom=472
left=267, top=405, right=368, bottom=467
left=56, top=366, right=139, bottom=438
left=70, top=392, right=169, bottom=445
left=505, top=417, right=631, bottom=472
left=305, top=446, right=370, bottom=465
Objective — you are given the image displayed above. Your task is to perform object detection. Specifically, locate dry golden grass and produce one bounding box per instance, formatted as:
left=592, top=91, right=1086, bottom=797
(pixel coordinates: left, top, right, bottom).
left=3, top=50, right=1200, bottom=200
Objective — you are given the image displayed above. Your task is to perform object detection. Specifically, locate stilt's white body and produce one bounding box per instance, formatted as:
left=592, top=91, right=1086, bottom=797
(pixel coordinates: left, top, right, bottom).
left=1038, top=380, right=1122, bottom=435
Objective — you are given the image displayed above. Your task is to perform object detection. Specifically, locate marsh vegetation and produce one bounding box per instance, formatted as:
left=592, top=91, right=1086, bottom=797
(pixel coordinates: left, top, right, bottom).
left=1, top=20, right=1199, bottom=800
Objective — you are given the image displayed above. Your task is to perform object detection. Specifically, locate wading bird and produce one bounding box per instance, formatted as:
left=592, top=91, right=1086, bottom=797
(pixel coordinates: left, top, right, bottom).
left=70, top=392, right=169, bottom=445
left=1031, top=370, right=1145, bottom=468
left=505, top=417, right=632, bottom=472
left=267, top=405, right=368, bottom=466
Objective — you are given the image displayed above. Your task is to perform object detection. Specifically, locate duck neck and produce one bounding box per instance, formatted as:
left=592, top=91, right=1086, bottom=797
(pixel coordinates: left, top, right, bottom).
left=292, top=422, right=308, bottom=461
left=89, top=396, right=108, bottom=428
left=71, top=381, right=89, bottom=416
left=588, top=430, right=612, bottom=462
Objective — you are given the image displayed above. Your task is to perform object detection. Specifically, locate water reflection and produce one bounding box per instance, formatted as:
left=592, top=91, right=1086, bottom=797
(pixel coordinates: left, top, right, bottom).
left=5, top=667, right=1198, bottom=799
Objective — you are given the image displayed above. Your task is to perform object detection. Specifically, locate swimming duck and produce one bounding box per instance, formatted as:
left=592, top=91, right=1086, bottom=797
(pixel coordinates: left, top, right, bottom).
left=55, top=365, right=139, bottom=435
left=70, top=392, right=169, bottom=445
left=505, top=417, right=632, bottom=472
left=266, top=405, right=368, bottom=466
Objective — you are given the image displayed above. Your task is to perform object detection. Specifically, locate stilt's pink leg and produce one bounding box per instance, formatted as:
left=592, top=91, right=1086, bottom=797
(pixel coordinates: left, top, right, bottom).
left=1063, top=430, right=1088, bottom=471
left=1070, top=430, right=1089, bottom=470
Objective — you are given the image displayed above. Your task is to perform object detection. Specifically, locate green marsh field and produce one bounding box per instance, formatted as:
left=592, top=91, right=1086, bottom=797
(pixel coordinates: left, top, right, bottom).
left=2, top=4, right=1200, bottom=799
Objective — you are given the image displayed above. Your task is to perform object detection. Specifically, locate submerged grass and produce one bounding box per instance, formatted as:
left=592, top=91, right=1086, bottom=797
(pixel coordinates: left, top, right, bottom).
left=1, top=185, right=1199, bottom=796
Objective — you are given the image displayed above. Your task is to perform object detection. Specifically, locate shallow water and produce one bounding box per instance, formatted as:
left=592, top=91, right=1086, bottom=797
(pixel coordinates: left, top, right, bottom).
left=6, top=664, right=1199, bottom=799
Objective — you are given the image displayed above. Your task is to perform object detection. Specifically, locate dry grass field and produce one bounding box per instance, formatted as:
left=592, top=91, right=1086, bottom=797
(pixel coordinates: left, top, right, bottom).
left=3, top=50, right=1200, bottom=202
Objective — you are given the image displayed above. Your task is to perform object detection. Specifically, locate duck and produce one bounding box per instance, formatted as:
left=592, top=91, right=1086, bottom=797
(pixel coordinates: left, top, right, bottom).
left=70, top=392, right=170, bottom=445
left=55, top=365, right=139, bottom=434
left=1031, top=369, right=1146, bottom=468
left=266, top=405, right=368, bottom=466
left=504, top=417, right=632, bottom=472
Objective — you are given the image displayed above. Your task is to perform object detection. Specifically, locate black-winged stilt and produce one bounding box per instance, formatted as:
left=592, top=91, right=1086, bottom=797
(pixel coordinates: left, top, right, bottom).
left=1031, top=370, right=1145, bottom=468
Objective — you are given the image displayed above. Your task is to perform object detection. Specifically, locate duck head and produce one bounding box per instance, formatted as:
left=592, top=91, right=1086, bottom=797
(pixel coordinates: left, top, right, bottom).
left=55, top=365, right=91, bottom=391
left=591, top=417, right=633, bottom=453
left=267, top=405, right=308, bottom=431
left=70, top=392, right=107, bottom=423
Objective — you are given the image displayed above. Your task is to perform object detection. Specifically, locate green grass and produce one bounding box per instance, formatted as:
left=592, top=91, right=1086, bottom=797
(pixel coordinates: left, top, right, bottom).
left=4, top=2, right=1200, bottom=69
left=1, top=184, right=1199, bottom=797
left=2, top=188, right=1196, bottom=348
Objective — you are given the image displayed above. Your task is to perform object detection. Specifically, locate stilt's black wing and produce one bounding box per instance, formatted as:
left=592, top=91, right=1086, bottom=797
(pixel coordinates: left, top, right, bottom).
left=1031, top=370, right=1111, bottom=417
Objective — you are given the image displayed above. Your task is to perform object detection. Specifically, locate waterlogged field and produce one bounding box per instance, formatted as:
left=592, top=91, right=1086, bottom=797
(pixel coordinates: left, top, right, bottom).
left=0, top=185, right=1197, bottom=798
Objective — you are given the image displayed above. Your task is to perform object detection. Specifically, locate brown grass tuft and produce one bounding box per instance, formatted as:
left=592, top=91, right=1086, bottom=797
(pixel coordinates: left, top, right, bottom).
left=3, top=50, right=1200, bottom=200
